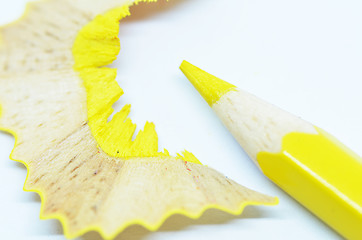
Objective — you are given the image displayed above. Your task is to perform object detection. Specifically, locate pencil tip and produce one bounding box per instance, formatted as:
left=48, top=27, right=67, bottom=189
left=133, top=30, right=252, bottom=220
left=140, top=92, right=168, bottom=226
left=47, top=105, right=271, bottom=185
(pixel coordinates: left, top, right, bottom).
left=179, top=61, right=236, bottom=106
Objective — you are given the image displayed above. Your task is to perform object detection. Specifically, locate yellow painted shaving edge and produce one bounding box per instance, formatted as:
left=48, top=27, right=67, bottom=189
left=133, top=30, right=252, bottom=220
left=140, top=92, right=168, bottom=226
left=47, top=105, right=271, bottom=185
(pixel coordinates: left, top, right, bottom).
left=73, top=4, right=166, bottom=159
left=72, top=2, right=200, bottom=163
left=257, top=127, right=362, bottom=239
left=180, top=60, right=236, bottom=106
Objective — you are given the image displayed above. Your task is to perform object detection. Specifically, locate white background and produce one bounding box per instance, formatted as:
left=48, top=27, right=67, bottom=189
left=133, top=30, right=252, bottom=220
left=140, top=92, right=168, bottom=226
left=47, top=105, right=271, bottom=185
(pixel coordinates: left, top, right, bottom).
left=1, top=0, right=361, bottom=239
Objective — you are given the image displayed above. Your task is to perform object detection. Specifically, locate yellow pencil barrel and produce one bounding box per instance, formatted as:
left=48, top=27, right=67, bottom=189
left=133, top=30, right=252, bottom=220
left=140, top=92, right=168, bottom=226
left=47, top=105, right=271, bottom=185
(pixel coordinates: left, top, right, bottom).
left=258, top=128, right=362, bottom=240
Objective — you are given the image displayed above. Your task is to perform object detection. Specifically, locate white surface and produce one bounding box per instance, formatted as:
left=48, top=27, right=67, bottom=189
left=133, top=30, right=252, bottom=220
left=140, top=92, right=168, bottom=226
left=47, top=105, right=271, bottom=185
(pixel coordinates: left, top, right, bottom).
left=0, top=0, right=361, bottom=239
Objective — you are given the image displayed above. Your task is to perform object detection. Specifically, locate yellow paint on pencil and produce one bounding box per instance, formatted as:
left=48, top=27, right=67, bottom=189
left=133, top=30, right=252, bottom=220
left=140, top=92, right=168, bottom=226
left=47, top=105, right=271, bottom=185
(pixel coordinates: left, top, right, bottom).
left=180, top=61, right=236, bottom=106
left=257, top=128, right=362, bottom=240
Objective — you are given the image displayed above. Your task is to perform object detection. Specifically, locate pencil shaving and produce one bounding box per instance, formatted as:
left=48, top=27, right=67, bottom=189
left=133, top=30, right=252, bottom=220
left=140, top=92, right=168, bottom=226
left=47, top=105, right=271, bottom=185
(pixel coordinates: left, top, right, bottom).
left=0, top=0, right=277, bottom=239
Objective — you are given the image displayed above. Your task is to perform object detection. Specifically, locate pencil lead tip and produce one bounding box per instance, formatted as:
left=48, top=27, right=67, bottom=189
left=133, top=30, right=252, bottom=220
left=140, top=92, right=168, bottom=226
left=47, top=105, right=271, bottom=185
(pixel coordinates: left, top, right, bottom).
left=180, top=61, right=236, bottom=106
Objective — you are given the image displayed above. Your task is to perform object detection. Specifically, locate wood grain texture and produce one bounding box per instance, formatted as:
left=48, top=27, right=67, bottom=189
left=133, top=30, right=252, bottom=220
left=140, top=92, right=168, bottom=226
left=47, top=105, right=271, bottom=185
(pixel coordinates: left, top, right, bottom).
left=212, top=90, right=317, bottom=163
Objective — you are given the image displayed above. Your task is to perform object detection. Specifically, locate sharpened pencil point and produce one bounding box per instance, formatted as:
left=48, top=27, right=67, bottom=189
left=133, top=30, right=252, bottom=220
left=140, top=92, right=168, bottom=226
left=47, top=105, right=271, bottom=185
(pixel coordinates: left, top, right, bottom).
left=180, top=61, right=236, bottom=106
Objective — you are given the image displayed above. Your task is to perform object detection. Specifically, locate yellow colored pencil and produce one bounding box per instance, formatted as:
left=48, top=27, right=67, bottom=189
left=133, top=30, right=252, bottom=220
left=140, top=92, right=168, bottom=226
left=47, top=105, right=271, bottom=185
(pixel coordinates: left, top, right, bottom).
left=180, top=60, right=362, bottom=240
